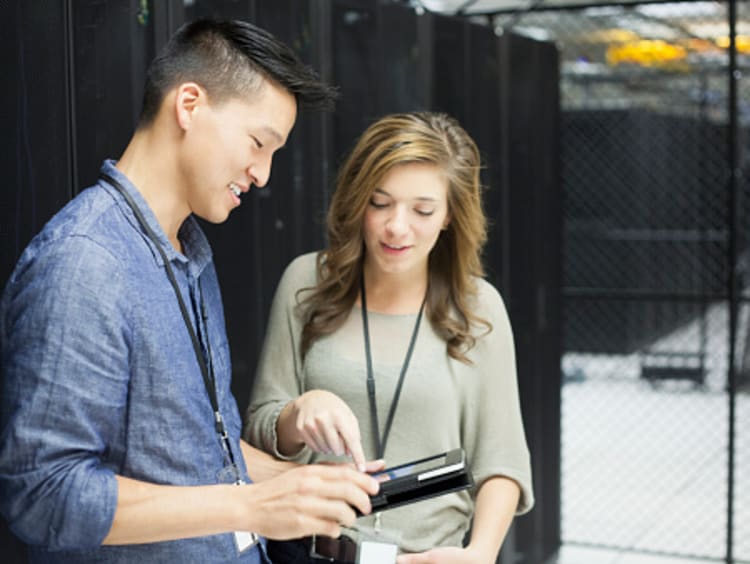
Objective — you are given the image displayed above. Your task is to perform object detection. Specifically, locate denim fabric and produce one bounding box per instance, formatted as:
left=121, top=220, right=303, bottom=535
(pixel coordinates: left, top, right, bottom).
left=0, top=161, right=267, bottom=563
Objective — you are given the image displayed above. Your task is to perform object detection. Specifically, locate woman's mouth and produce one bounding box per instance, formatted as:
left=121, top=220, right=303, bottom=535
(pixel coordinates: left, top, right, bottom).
left=381, top=242, right=410, bottom=255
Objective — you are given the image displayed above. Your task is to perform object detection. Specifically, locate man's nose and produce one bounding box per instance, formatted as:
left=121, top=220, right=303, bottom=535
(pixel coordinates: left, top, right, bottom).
left=248, top=156, right=272, bottom=188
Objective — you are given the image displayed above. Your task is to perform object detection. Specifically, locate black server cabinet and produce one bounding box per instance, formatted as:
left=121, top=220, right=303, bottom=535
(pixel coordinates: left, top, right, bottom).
left=331, top=0, right=430, bottom=163
left=497, top=33, right=562, bottom=564
left=1, top=2, right=75, bottom=297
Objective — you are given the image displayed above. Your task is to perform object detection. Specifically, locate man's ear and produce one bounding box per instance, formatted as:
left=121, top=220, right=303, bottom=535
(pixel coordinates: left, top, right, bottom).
left=174, top=82, right=204, bottom=130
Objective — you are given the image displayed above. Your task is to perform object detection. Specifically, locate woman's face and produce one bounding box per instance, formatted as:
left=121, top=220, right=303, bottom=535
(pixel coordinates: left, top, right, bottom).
left=362, top=162, right=450, bottom=281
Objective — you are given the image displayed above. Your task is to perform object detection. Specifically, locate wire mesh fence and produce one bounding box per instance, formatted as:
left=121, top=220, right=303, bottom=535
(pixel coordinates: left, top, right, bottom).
left=495, top=1, right=749, bottom=561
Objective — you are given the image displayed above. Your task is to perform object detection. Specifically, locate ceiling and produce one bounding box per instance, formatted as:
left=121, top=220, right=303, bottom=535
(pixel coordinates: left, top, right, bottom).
left=407, top=0, right=748, bottom=67
left=416, top=0, right=722, bottom=16
left=404, top=0, right=748, bottom=120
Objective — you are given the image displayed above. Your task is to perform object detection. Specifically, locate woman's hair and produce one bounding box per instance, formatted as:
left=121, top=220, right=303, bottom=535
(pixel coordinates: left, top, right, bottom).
left=300, top=111, right=490, bottom=364
left=138, top=18, right=337, bottom=127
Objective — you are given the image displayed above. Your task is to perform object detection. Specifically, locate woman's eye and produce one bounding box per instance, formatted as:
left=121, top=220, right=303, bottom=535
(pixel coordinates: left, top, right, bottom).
left=369, top=200, right=388, bottom=209
left=416, top=209, right=435, bottom=217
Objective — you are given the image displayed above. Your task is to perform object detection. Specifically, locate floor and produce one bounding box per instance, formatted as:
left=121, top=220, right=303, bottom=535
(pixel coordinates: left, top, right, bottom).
left=552, top=544, right=726, bottom=564
left=559, top=303, right=749, bottom=563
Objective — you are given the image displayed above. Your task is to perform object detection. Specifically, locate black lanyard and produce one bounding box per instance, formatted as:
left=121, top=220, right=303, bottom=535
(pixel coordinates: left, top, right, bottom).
left=360, top=275, right=426, bottom=460
left=100, top=173, right=237, bottom=470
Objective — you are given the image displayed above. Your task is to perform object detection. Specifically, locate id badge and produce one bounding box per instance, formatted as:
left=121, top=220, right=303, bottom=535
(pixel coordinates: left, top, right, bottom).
left=352, top=524, right=401, bottom=564
left=357, top=541, right=398, bottom=563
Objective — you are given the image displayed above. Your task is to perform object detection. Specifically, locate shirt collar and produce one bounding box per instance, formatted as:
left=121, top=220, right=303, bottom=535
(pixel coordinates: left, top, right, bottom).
left=98, top=159, right=213, bottom=277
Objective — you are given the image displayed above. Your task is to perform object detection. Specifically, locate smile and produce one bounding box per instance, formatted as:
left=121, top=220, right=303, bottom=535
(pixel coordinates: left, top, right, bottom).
left=229, top=182, right=242, bottom=198
left=381, top=242, right=411, bottom=254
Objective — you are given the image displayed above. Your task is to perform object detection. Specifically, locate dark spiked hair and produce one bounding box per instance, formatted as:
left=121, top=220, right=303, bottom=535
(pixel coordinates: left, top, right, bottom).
left=138, top=18, right=337, bottom=126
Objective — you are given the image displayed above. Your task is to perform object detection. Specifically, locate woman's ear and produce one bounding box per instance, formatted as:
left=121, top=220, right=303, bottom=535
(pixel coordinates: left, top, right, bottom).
left=174, top=82, right=204, bottom=130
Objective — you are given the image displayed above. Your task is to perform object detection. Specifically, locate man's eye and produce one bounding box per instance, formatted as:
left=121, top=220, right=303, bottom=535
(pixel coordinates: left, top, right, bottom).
left=251, top=136, right=263, bottom=149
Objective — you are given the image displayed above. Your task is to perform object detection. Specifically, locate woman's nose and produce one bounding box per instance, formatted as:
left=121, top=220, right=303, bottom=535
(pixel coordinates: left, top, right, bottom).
left=385, top=207, right=409, bottom=236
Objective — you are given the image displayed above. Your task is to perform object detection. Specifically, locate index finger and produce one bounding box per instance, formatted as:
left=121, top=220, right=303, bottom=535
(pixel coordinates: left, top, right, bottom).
left=342, top=433, right=367, bottom=472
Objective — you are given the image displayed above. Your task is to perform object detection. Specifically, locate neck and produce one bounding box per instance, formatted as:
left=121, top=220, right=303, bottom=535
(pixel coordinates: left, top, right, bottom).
left=361, top=263, right=428, bottom=315
left=115, top=124, right=189, bottom=252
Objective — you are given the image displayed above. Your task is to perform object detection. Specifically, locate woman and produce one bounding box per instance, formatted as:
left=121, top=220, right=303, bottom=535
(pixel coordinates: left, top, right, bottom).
left=245, top=112, right=533, bottom=563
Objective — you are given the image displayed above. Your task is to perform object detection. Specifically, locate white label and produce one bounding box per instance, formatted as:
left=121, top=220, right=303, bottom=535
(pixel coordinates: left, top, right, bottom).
left=233, top=530, right=259, bottom=553
left=358, top=540, right=398, bottom=563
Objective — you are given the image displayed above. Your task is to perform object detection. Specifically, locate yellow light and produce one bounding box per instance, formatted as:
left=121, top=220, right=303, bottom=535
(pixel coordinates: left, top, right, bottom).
left=606, top=39, right=688, bottom=68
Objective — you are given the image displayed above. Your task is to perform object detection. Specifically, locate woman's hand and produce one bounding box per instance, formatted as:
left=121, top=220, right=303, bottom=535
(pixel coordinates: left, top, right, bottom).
left=397, top=546, right=492, bottom=564
left=280, top=390, right=367, bottom=471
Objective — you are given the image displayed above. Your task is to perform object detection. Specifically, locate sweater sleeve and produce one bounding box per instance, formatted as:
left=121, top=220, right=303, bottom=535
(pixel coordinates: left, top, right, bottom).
left=460, top=279, right=534, bottom=515
left=243, top=253, right=318, bottom=463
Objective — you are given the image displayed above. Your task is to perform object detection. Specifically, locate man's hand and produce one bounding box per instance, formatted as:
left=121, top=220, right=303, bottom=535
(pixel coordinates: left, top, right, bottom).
left=241, top=463, right=379, bottom=540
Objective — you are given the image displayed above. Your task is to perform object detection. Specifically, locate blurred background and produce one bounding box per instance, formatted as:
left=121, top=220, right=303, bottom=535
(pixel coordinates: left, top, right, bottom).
left=1, top=0, right=748, bottom=563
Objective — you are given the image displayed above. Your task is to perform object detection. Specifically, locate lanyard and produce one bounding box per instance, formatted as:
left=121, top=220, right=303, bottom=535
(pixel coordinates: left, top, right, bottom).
left=360, top=275, right=426, bottom=460
left=99, top=173, right=237, bottom=470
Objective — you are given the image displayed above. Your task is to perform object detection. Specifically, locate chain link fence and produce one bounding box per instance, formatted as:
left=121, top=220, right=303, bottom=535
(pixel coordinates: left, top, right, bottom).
left=496, top=1, right=749, bottom=561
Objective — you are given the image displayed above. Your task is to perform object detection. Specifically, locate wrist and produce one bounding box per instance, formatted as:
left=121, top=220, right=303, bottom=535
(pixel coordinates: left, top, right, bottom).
left=225, top=482, right=257, bottom=534
left=464, top=543, right=497, bottom=564
left=276, top=400, right=305, bottom=456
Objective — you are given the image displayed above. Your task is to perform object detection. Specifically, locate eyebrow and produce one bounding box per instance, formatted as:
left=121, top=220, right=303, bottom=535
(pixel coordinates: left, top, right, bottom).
left=263, top=126, right=285, bottom=147
left=373, top=188, right=438, bottom=202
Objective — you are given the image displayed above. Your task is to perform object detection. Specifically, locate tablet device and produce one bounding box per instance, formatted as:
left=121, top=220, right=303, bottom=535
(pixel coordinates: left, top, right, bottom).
left=366, top=448, right=473, bottom=513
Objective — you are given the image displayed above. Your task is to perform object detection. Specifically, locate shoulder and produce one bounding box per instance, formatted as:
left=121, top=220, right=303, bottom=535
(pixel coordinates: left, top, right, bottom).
left=18, top=186, right=135, bottom=272
left=472, top=277, right=510, bottom=325
left=3, top=187, right=145, bottom=310
left=9, top=203, right=124, bottom=292
left=280, top=252, right=320, bottom=287
left=274, top=251, right=323, bottom=303
left=464, top=277, right=514, bottom=349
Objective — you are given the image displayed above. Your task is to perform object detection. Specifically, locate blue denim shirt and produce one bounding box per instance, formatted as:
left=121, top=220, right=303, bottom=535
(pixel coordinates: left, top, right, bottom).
left=0, top=161, right=267, bottom=563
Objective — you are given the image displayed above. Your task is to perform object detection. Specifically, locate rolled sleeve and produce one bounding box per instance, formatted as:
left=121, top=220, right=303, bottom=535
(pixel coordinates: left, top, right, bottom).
left=461, top=280, right=535, bottom=515
left=0, top=236, right=130, bottom=549
left=244, top=254, right=314, bottom=464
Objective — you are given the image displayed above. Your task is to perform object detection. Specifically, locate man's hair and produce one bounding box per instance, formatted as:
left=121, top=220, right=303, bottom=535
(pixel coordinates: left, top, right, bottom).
left=138, top=18, right=337, bottom=126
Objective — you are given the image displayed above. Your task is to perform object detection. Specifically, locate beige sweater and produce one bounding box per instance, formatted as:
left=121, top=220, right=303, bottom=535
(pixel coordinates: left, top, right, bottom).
left=244, top=252, right=533, bottom=552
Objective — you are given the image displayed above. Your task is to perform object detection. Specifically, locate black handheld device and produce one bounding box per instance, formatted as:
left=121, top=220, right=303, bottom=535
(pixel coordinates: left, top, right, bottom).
left=365, top=448, right=473, bottom=513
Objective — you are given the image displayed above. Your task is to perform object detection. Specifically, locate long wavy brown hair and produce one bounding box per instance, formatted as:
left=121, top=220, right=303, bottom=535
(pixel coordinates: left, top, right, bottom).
left=299, top=112, right=490, bottom=363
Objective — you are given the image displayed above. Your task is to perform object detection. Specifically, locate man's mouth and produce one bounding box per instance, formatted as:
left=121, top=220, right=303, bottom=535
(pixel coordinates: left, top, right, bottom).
left=229, top=182, right=243, bottom=198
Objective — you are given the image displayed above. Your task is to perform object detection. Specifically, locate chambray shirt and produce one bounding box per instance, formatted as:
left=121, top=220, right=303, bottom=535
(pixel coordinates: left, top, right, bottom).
left=0, top=161, right=268, bottom=563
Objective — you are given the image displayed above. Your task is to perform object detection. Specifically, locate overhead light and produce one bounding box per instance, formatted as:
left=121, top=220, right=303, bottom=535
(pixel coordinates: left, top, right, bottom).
left=515, top=26, right=552, bottom=41
left=582, top=6, right=625, bottom=17
left=636, top=2, right=722, bottom=19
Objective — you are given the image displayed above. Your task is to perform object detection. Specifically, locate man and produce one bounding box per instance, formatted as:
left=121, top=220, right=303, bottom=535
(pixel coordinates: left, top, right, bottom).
left=0, top=18, right=378, bottom=563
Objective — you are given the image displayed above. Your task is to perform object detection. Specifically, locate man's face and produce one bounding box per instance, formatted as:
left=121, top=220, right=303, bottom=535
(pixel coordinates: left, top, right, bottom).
left=179, top=79, right=297, bottom=224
